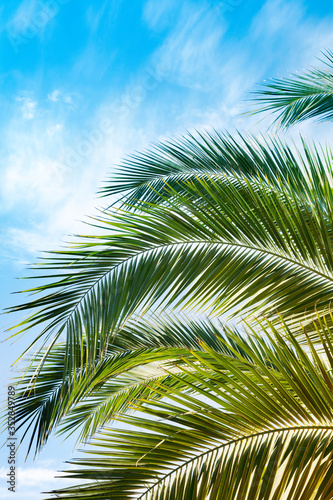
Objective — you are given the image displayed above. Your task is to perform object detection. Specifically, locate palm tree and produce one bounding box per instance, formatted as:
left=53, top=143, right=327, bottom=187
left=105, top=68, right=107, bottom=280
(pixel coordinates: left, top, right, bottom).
left=8, top=55, right=333, bottom=498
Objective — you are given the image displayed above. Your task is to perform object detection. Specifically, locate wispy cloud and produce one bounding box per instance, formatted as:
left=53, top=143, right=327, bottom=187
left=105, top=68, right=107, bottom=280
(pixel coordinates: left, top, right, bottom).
left=0, top=107, right=99, bottom=263
left=147, top=3, right=226, bottom=89
left=142, top=0, right=180, bottom=30
left=251, top=0, right=304, bottom=39
left=6, top=0, right=70, bottom=52
left=7, top=0, right=40, bottom=34
left=0, top=465, right=64, bottom=486
left=85, top=0, right=113, bottom=33
left=143, top=0, right=333, bottom=130
left=249, top=0, right=333, bottom=70
left=0, top=92, right=152, bottom=264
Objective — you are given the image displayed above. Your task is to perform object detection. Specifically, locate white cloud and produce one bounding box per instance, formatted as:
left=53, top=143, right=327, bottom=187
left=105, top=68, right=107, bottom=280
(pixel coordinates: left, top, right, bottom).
left=0, top=465, right=66, bottom=486
left=0, top=114, right=91, bottom=262
left=63, top=94, right=73, bottom=104
left=0, top=464, right=78, bottom=500
left=86, top=1, right=111, bottom=32
left=0, top=97, right=140, bottom=264
left=48, top=90, right=73, bottom=105
left=48, top=89, right=60, bottom=102
left=15, top=96, right=37, bottom=119
left=249, top=0, right=333, bottom=71
left=1, top=157, right=100, bottom=263
left=2, top=146, right=64, bottom=210
left=251, top=0, right=304, bottom=39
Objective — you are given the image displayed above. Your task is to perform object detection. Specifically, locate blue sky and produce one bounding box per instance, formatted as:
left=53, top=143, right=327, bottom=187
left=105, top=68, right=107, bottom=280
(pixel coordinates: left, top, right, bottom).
left=2, top=0, right=333, bottom=497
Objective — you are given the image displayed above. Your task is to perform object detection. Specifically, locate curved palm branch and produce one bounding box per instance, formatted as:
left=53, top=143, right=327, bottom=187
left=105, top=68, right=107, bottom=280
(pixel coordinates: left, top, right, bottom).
left=249, top=50, right=333, bottom=127
left=45, top=317, right=333, bottom=499
left=14, top=315, right=261, bottom=455
left=7, top=134, right=333, bottom=379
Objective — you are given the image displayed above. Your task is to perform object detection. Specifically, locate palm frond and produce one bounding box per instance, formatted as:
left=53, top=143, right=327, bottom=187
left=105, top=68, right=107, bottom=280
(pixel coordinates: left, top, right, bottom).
left=249, top=50, right=333, bottom=127
left=100, top=131, right=327, bottom=205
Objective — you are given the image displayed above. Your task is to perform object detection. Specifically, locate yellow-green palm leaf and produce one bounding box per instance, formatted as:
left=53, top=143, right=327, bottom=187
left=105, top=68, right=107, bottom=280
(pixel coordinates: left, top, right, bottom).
left=44, top=318, right=333, bottom=499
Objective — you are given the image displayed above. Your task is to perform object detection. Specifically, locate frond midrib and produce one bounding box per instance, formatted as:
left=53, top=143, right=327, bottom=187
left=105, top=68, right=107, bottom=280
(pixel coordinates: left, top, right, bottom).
left=44, top=237, right=333, bottom=329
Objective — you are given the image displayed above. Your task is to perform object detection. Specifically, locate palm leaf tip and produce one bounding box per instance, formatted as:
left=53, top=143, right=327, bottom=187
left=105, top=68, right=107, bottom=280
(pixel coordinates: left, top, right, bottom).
left=249, top=50, right=333, bottom=127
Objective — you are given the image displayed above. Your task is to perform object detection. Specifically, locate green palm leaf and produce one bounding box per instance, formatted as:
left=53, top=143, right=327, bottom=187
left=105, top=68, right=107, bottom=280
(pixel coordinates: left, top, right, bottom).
left=249, top=50, right=333, bottom=127
left=100, top=131, right=322, bottom=205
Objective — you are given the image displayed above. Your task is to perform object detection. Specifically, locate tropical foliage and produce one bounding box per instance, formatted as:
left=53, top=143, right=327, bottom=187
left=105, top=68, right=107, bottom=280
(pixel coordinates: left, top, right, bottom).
left=7, top=54, right=333, bottom=498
